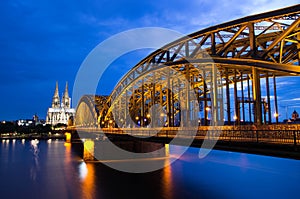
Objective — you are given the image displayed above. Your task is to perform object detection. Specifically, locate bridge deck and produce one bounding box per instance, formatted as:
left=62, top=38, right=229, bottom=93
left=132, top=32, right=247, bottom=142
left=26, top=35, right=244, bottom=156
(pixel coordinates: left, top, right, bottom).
left=70, top=124, right=300, bottom=146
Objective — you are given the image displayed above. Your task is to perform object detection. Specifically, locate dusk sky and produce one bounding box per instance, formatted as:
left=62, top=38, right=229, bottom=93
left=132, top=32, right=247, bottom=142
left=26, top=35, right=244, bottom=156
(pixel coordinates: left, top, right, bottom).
left=0, top=0, right=299, bottom=121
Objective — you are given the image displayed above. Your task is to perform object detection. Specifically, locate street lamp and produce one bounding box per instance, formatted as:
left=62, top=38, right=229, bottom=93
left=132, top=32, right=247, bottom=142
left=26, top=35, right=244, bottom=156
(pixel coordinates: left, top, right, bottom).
left=233, top=115, right=237, bottom=126
left=205, top=106, right=211, bottom=111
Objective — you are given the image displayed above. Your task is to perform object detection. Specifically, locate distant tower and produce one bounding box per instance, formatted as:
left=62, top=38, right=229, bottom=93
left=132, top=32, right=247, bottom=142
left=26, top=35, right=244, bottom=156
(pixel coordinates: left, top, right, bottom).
left=33, top=113, right=39, bottom=123
left=62, top=82, right=70, bottom=108
left=52, top=81, right=60, bottom=108
left=292, top=110, right=299, bottom=120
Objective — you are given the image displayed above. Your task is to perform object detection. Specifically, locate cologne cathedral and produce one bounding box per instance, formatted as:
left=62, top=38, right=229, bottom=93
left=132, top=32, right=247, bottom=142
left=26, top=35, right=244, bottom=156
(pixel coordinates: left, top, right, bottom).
left=46, top=82, right=75, bottom=125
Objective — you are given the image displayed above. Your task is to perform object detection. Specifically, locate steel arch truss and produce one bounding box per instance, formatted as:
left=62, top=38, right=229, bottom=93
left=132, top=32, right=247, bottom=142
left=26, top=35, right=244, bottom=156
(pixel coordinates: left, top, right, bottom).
left=90, top=5, right=300, bottom=127
left=75, top=95, right=108, bottom=127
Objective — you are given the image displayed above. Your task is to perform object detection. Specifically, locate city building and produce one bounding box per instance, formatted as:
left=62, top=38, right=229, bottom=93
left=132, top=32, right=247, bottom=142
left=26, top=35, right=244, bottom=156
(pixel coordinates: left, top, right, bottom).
left=283, top=110, right=300, bottom=124
left=17, top=114, right=45, bottom=127
left=46, top=82, right=75, bottom=126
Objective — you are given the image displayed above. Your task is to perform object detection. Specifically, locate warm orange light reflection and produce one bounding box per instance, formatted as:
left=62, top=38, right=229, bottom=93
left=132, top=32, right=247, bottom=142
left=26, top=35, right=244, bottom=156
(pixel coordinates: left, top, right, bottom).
left=80, top=162, right=95, bottom=199
left=83, top=140, right=95, bottom=161
left=64, top=142, right=71, bottom=148
left=64, top=142, right=71, bottom=164
left=65, top=132, right=71, bottom=143
left=163, top=144, right=173, bottom=199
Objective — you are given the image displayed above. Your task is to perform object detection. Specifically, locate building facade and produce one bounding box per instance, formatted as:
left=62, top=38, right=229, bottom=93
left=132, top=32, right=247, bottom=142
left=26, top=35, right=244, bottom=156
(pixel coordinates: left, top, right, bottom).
left=46, top=82, right=75, bottom=126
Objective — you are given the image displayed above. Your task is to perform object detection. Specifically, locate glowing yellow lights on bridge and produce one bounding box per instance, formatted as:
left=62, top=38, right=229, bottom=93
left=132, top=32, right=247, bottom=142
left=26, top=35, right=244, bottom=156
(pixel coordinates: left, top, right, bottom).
left=109, top=120, right=113, bottom=124
left=233, top=115, right=238, bottom=120
left=146, top=114, right=151, bottom=118
left=274, top=113, right=279, bottom=118
left=135, top=116, right=139, bottom=120
left=205, top=107, right=211, bottom=111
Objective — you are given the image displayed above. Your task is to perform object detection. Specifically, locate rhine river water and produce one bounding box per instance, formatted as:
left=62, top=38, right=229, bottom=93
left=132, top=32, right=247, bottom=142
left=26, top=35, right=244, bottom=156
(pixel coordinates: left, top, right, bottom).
left=0, top=139, right=300, bottom=199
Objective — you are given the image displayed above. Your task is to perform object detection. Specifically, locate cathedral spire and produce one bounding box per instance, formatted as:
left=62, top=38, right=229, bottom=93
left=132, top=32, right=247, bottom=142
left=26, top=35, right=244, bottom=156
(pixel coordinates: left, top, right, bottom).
left=62, top=81, right=70, bottom=108
left=52, top=81, right=60, bottom=108
left=46, top=81, right=75, bottom=125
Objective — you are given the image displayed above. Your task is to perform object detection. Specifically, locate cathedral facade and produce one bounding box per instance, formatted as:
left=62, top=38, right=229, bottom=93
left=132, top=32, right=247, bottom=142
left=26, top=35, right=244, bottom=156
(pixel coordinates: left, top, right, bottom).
left=46, top=82, right=76, bottom=126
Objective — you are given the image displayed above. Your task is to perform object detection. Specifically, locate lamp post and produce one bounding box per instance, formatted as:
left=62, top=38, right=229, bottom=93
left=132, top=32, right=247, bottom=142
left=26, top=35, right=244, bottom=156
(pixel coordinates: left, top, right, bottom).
left=274, top=112, right=279, bottom=124
left=205, top=106, right=211, bottom=125
left=233, top=115, right=237, bottom=126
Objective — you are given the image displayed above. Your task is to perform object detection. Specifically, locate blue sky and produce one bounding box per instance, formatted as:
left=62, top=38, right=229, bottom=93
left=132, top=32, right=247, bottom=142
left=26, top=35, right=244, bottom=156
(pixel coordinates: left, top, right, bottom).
left=0, top=0, right=299, bottom=121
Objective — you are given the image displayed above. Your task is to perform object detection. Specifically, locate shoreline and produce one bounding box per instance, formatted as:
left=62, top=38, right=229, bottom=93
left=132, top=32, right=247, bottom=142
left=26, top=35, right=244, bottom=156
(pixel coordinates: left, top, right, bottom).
left=1, top=134, right=300, bottom=161
left=0, top=135, right=66, bottom=140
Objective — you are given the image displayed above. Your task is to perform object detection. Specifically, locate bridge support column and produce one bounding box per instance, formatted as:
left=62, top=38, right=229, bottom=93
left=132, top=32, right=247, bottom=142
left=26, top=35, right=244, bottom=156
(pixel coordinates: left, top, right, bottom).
left=141, top=81, right=145, bottom=127
left=252, top=67, right=262, bottom=125
left=167, top=69, right=172, bottom=127
left=225, top=68, right=231, bottom=125
left=203, top=70, right=208, bottom=126
left=247, top=75, right=252, bottom=123
left=233, top=69, right=240, bottom=125
left=212, top=64, right=220, bottom=125
left=273, top=75, right=279, bottom=124
left=266, top=74, right=272, bottom=124
left=83, top=139, right=95, bottom=161
left=241, top=71, right=245, bottom=124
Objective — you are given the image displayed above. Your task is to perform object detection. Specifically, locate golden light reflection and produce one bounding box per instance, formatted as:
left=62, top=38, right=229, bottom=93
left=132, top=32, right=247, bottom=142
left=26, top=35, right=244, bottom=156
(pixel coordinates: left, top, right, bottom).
left=79, top=162, right=96, bottom=199
left=163, top=144, right=173, bottom=199
left=64, top=141, right=72, bottom=166
left=12, top=139, right=16, bottom=149
left=64, top=142, right=71, bottom=148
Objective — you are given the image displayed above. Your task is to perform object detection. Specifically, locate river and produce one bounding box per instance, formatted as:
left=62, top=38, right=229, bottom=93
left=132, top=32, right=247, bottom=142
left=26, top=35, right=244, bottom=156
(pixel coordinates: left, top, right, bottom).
left=0, top=139, right=299, bottom=199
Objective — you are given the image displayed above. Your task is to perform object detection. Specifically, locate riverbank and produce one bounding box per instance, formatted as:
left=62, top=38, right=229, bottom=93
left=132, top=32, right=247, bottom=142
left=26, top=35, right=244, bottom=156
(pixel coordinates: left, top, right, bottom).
left=0, top=133, right=66, bottom=140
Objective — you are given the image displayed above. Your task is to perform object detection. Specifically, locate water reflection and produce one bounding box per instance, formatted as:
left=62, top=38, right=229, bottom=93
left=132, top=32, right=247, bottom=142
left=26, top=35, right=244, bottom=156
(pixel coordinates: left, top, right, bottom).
left=30, top=139, right=40, bottom=181
left=163, top=144, right=173, bottom=199
left=79, top=162, right=96, bottom=198
left=79, top=161, right=88, bottom=181
left=1, top=139, right=300, bottom=199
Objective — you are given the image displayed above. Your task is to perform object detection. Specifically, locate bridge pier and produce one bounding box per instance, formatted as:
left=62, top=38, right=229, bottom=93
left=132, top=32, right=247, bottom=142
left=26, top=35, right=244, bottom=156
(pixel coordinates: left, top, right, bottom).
left=252, top=67, right=262, bottom=125
left=65, top=132, right=71, bottom=143
left=83, top=139, right=95, bottom=161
